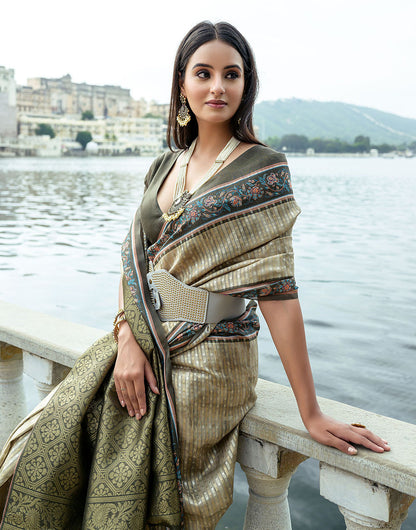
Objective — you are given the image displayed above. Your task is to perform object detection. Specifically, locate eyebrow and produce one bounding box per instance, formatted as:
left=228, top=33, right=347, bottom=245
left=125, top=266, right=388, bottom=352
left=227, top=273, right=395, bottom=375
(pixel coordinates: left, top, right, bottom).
left=192, top=63, right=242, bottom=72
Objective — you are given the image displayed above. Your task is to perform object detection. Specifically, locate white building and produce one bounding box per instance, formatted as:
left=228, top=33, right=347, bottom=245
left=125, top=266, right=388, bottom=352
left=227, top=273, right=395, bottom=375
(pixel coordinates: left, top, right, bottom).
left=0, top=66, right=17, bottom=138
left=18, top=115, right=164, bottom=156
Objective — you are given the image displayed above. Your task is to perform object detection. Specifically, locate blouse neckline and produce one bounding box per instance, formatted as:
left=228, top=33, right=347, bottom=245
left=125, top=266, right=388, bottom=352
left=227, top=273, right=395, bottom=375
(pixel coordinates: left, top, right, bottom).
left=155, top=144, right=259, bottom=216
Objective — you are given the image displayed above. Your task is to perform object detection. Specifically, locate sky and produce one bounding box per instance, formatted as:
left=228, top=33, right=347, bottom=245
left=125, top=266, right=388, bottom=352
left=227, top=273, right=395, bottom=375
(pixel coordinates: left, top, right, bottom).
left=2, top=0, right=416, bottom=118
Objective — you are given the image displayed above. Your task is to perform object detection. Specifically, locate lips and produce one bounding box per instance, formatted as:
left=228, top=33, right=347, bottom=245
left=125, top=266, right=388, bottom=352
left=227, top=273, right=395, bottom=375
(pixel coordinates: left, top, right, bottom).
left=206, top=100, right=227, bottom=108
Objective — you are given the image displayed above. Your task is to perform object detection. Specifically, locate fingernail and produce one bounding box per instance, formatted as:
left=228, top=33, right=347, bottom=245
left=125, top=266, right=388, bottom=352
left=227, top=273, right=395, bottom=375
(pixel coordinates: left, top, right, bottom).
left=140, top=408, right=145, bottom=416
left=120, top=400, right=125, bottom=407
left=348, top=447, right=357, bottom=455
left=154, top=387, right=160, bottom=395
left=129, top=409, right=134, bottom=417
left=135, top=413, right=141, bottom=420
left=382, top=439, right=389, bottom=444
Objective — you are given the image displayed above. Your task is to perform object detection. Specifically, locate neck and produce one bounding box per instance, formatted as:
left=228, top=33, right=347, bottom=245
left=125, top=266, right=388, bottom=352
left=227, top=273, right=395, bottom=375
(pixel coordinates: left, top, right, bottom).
left=193, top=121, right=234, bottom=158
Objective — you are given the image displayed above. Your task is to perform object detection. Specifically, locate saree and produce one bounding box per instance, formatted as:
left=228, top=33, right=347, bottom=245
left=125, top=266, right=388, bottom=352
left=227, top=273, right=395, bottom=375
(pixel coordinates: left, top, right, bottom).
left=1, top=144, right=300, bottom=529
left=0, top=278, right=182, bottom=529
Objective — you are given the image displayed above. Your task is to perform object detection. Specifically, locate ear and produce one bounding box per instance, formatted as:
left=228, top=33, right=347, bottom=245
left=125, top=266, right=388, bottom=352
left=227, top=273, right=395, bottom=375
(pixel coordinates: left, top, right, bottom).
left=178, top=72, right=186, bottom=97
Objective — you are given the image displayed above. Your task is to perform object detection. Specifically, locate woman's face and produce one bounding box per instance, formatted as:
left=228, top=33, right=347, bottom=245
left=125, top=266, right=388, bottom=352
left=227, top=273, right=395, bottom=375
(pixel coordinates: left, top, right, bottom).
left=180, top=39, right=245, bottom=127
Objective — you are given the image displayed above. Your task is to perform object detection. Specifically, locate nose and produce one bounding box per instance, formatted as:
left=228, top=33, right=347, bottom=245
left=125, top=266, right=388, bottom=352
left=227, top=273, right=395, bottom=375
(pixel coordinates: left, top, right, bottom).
left=210, top=74, right=225, bottom=96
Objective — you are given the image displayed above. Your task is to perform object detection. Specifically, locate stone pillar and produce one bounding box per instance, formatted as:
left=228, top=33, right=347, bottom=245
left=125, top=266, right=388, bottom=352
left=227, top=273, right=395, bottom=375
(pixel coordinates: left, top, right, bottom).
left=238, top=435, right=307, bottom=529
left=0, top=342, right=28, bottom=446
left=320, top=463, right=414, bottom=529
left=23, top=351, right=70, bottom=399
left=0, top=342, right=23, bottom=381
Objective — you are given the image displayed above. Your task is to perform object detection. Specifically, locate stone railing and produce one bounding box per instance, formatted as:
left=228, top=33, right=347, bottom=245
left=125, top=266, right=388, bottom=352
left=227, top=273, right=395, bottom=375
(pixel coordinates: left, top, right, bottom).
left=0, top=300, right=415, bottom=529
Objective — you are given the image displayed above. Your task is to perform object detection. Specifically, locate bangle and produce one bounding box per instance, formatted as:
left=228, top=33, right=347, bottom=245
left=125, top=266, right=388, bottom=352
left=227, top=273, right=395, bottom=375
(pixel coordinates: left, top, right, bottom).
left=113, top=309, right=127, bottom=343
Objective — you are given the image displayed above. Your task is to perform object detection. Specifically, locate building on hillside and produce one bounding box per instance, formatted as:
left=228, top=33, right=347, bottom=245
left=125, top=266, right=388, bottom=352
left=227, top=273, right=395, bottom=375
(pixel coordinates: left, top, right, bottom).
left=132, top=98, right=149, bottom=118
left=15, top=72, right=171, bottom=123
left=18, top=114, right=164, bottom=156
left=148, top=100, right=170, bottom=121
left=0, top=66, right=17, bottom=138
left=17, top=74, right=133, bottom=118
left=17, top=84, right=51, bottom=115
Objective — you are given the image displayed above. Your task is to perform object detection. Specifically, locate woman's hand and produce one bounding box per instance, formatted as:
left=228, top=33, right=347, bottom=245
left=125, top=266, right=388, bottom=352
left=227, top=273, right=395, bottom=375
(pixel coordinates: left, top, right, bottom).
left=304, top=411, right=390, bottom=455
left=113, top=321, right=159, bottom=420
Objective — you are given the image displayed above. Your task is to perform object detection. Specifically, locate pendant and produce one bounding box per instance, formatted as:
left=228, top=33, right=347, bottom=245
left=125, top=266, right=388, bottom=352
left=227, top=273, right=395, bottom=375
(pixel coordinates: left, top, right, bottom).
left=162, top=190, right=192, bottom=223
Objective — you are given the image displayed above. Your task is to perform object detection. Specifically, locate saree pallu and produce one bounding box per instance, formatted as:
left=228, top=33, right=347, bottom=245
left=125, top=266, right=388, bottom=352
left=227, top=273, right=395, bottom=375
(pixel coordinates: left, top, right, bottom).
left=1, top=146, right=300, bottom=529
left=0, top=280, right=182, bottom=529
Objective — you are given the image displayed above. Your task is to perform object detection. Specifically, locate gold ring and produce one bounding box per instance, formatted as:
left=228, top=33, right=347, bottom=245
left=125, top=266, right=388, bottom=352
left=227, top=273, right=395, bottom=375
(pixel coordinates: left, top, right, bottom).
left=120, top=388, right=127, bottom=392
left=351, top=423, right=366, bottom=429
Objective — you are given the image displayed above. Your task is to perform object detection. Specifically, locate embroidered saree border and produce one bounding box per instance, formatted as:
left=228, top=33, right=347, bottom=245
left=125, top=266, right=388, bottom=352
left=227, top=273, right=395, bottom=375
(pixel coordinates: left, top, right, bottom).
left=144, top=160, right=300, bottom=304
left=121, top=218, right=184, bottom=523
left=149, top=161, right=295, bottom=260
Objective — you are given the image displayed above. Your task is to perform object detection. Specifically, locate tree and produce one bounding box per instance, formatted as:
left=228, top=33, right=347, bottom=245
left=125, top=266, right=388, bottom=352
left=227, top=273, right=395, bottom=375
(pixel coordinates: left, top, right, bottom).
left=264, top=136, right=280, bottom=150
left=374, top=143, right=396, bottom=154
left=280, top=134, right=308, bottom=152
left=353, top=135, right=370, bottom=152
left=35, top=123, right=55, bottom=138
left=407, top=140, right=416, bottom=152
left=82, top=110, right=94, bottom=120
left=76, top=131, right=93, bottom=150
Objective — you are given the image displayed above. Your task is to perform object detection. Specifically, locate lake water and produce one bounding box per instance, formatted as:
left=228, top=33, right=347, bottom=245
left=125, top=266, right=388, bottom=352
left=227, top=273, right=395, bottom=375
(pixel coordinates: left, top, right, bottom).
left=0, top=155, right=415, bottom=528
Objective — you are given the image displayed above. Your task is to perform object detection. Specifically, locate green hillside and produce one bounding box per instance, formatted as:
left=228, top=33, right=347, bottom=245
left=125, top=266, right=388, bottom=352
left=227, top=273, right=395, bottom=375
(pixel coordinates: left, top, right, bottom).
left=254, top=99, right=416, bottom=145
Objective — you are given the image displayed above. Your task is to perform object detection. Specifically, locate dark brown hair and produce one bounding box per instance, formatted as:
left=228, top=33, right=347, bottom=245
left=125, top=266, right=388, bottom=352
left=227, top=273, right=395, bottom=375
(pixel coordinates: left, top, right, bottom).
left=167, top=21, right=263, bottom=150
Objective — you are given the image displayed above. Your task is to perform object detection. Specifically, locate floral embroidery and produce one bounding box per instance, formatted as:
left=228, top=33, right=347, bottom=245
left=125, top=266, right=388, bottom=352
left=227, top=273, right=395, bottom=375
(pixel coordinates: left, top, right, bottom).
left=40, top=419, right=61, bottom=443
left=147, top=164, right=294, bottom=261
left=203, top=195, right=216, bottom=207
left=91, top=482, right=112, bottom=497
left=25, top=456, right=48, bottom=482
left=58, top=466, right=80, bottom=491
left=58, top=385, right=76, bottom=406
left=234, top=277, right=298, bottom=299
left=109, top=462, right=133, bottom=488
left=62, top=404, right=82, bottom=429
left=47, top=442, right=71, bottom=467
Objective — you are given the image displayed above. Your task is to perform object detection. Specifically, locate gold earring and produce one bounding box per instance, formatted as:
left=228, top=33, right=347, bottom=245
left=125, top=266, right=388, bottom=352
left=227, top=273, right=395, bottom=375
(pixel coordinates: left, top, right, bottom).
left=177, top=93, right=191, bottom=127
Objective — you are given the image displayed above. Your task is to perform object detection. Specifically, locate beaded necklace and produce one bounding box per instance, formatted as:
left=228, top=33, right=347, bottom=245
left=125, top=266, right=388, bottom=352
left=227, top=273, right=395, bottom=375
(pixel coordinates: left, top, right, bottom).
left=162, top=136, right=240, bottom=223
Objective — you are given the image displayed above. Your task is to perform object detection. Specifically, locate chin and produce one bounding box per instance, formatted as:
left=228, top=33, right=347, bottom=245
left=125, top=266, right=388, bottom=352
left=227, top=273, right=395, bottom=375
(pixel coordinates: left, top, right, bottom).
left=199, top=111, right=234, bottom=125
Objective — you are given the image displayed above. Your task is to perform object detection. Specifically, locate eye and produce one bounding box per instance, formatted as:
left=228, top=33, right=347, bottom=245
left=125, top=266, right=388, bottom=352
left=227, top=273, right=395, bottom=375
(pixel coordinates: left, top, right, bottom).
left=225, top=71, right=241, bottom=79
left=196, top=70, right=210, bottom=79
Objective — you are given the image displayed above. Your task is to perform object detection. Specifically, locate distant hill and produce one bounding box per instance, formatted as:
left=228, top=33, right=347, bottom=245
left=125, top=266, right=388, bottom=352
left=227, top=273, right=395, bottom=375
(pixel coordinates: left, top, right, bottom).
left=254, top=99, right=416, bottom=145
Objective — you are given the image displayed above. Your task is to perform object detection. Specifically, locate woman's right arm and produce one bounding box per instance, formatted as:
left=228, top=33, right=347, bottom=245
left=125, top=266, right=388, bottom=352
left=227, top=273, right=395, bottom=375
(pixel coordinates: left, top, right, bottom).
left=113, top=277, right=159, bottom=420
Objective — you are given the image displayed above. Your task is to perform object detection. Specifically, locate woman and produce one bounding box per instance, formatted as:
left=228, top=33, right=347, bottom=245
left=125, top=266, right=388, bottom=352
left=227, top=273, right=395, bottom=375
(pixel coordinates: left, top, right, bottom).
left=1, top=21, right=389, bottom=530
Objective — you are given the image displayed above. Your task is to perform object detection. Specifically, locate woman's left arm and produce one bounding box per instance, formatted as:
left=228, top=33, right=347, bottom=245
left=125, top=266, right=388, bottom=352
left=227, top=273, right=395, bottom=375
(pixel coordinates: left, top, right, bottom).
left=259, top=298, right=390, bottom=455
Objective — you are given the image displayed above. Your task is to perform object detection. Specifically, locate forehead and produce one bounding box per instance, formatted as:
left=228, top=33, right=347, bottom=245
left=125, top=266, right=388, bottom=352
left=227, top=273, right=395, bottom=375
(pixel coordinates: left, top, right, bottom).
left=186, top=39, right=243, bottom=69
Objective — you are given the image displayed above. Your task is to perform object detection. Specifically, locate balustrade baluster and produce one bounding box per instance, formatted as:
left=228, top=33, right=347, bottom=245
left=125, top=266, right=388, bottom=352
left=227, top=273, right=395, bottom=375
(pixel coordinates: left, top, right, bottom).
left=320, top=463, right=415, bottom=529
left=238, top=435, right=307, bottom=529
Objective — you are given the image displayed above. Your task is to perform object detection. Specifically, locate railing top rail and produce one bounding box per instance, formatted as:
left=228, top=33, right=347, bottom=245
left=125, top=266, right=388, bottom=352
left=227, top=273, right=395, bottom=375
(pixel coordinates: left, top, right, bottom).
left=243, top=380, right=416, bottom=497
left=0, top=300, right=104, bottom=367
left=1, top=299, right=415, bottom=497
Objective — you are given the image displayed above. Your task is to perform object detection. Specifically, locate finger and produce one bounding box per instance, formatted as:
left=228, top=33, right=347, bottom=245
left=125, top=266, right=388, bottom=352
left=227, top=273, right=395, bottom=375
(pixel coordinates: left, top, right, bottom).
left=144, top=361, right=160, bottom=395
left=348, top=429, right=390, bottom=453
left=331, top=425, right=390, bottom=453
left=134, top=378, right=147, bottom=418
left=353, top=427, right=390, bottom=450
left=325, top=432, right=358, bottom=455
left=114, top=380, right=126, bottom=407
left=124, top=382, right=140, bottom=418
